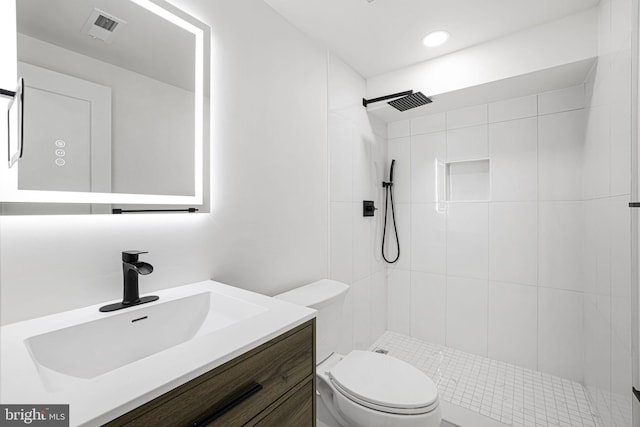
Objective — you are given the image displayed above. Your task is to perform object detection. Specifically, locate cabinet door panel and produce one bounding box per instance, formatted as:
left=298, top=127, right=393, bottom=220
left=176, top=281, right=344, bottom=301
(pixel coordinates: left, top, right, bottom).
left=104, top=320, right=314, bottom=427
left=252, top=380, right=314, bottom=427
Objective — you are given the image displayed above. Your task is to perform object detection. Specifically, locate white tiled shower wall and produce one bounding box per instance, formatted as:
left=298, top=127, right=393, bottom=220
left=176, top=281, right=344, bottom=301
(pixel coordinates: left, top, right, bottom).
left=386, top=79, right=631, bottom=415
left=327, top=54, right=388, bottom=353
left=387, top=88, right=586, bottom=380
left=383, top=1, right=634, bottom=425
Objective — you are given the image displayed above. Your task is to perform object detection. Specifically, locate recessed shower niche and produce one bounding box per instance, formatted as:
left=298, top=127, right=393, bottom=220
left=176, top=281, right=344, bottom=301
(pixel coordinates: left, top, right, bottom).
left=446, top=159, right=490, bottom=201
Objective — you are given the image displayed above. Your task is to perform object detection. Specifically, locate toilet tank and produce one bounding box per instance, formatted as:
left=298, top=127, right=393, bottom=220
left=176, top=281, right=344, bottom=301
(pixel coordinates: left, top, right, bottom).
left=275, top=279, right=349, bottom=363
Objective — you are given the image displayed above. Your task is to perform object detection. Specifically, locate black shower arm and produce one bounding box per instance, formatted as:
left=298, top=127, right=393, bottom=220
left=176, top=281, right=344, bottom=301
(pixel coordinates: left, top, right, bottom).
left=363, top=90, right=413, bottom=107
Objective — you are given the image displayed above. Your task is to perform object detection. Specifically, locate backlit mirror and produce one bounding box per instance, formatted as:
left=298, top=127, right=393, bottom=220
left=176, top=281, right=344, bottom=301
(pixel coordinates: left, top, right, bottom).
left=1, top=0, right=208, bottom=211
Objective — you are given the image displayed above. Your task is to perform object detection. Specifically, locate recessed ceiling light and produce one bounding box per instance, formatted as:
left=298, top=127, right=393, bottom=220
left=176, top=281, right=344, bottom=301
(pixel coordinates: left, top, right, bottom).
left=422, top=31, right=450, bottom=47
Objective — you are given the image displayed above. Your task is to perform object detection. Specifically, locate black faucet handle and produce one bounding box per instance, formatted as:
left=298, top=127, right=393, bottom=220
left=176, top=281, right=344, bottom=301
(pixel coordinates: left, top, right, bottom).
left=122, top=250, right=149, bottom=262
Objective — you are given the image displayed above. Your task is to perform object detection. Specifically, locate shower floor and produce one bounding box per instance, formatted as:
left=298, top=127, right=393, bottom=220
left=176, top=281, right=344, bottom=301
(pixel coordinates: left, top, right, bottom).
left=370, top=332, right=601, bottom=427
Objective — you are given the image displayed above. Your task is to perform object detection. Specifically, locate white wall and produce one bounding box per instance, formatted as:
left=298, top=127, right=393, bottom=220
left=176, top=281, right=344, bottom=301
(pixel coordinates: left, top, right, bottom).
left=582, top=0, right=634, bottom=425
left=0, top=0, right=329, bottom=325
left=327, top=54, right=388, bottom=353
left=386, top=85, right=591, bottom=383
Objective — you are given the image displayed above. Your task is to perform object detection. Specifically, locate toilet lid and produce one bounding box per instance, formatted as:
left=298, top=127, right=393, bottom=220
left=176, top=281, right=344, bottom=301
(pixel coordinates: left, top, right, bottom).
left=327, top=351, right=438, bottom=413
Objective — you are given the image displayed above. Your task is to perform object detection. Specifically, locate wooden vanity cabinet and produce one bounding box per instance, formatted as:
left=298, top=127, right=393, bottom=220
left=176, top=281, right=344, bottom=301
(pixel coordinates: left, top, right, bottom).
left=103, top=319, right=316, bottom=427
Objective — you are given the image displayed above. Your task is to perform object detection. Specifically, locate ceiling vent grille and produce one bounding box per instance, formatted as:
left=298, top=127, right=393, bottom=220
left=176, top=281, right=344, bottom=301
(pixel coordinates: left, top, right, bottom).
left=81, top=8, right=127, bottom=43
left=94, top=15, right=119, bottom=32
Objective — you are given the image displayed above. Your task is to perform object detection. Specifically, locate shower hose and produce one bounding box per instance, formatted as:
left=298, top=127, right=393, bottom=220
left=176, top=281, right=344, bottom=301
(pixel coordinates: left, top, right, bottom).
left=382, top=181, right=400, bottom=263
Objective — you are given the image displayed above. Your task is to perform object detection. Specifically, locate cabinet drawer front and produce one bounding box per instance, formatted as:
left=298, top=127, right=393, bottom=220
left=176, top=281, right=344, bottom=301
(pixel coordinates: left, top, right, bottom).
left=251, top=379, right=314, bottom=427
left=111, top=322, right=314, bottom=427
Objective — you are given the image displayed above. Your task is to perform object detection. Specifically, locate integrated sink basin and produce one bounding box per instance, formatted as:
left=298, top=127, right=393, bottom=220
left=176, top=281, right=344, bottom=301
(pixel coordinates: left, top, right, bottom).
left=1, top=280, right=316, bottom=426
left=26, top=291, right=267, bottom=379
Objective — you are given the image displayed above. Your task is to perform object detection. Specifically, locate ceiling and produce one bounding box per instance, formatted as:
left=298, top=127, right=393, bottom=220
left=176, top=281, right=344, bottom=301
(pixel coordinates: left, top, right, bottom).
left=264, top=0, right=600, bottom=78
left=17, top=0, right=195, bottom=91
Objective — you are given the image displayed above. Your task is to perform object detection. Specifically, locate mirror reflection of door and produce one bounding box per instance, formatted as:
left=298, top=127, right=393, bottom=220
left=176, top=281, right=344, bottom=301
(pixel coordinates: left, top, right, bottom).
left=18, top=62, right=112, bottom=194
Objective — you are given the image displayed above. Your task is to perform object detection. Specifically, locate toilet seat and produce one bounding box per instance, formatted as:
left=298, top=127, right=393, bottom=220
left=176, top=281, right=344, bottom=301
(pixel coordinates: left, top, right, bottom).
left=327, top=351, right=439, bottom=416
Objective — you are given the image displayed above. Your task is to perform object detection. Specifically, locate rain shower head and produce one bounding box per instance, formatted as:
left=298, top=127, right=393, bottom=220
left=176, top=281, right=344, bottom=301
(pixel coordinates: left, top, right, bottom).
left=388, top=92, right=432, bottom=111
left=362, top=90, right=432, bottom=111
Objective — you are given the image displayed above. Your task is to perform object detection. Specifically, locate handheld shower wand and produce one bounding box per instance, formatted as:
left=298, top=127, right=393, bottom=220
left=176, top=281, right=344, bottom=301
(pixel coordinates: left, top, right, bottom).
left=382, top=160, right=400, bottom=263
left=389, top=159, right=395, bottom=183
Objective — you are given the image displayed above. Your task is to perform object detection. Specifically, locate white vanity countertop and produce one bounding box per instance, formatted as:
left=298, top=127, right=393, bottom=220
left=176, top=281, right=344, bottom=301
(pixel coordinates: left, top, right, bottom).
left=0, top=280, right=316, bottom=426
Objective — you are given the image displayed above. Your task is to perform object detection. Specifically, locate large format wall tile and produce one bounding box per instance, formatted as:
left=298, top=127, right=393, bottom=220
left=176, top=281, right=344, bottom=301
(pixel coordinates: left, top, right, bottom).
left=538, top=201, right=583, bottom=291
left=538, top=109, right=585, bottom=201
left=370, top=270, right=387, bottom=345
left=489, top=117, right=537, bottom=201
left=582, top=104, right=610, bottom=199
left=411, top=113, right=446, bottom=136
left=388, top=119, right=410, bottom=139
left=353, top=132, right=378, bottom=202
left=330, top=202, right=353, bottom=284
left=488, top=94, right=537, bottom=123
left=611, top=296, right=632, bottom=396
left=329, top=114, right=353, bottom=202
left=446, top=125, right=488, bottom=162
left=538, top=85, right=585, bottom=115
left=411, top=272, right=446, bottom=345
left=446, top=104, right=488, bottom=130
left=610, top=50, right=632, bottom=197
left=583, top=294, right=611, bottom=424
left=538, top=287, right=584, bottom=382
left=610, top=196, right=631, bottom=299
left=411, top=132, right=446, bottom=203
left=446, top=276, right=489, bottom=356
left=447, top=202, right=489, bottom=279
left=383, top=203, right=411, bottom=270
left=582, top=198, right=611, bottom=296
left=411, top=204, right=446, bottom=275
left=353, top=202, right=373, bottom=282
left=337, top=284, right=354, bottom=355
left=387, top=137, right=411, bottom=203
left=387, top=268, right=411, bottom=335
left=489, top=202, right=537, bottom=286
left=488, top=281, right=537, bottom=370
left=352, top=276, right=373, bottom=350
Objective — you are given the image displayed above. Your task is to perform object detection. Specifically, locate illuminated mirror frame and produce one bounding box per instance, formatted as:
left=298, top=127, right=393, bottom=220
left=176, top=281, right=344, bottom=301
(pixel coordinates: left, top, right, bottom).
left=0, top=0, right=205, bottom=205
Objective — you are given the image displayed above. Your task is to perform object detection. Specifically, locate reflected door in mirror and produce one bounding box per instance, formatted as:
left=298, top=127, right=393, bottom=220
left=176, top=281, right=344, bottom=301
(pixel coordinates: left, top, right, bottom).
left=18, top=62, right=111, bottom=194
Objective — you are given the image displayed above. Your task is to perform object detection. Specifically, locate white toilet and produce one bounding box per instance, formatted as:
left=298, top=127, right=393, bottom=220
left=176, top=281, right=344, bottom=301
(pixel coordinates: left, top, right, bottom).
left=276, top=279, right=441, bottom=427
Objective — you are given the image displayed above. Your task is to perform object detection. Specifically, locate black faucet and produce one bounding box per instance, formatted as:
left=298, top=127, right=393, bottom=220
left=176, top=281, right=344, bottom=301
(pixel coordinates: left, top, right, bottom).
left=99, top=251, right=159, bottom=312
